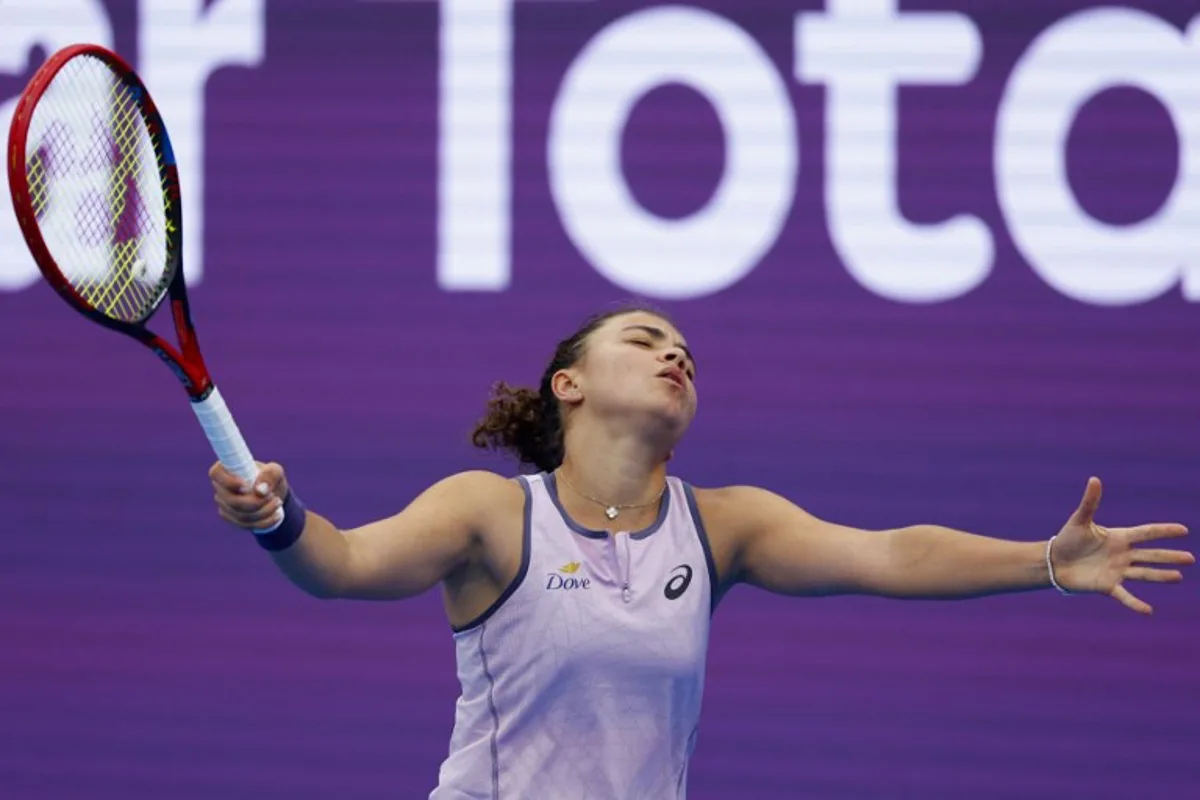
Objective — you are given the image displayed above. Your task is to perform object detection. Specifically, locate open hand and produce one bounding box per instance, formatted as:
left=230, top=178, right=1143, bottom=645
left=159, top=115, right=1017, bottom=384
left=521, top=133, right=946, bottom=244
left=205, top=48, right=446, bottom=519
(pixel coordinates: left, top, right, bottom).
left=1050, top=477, right=1194, bottom=614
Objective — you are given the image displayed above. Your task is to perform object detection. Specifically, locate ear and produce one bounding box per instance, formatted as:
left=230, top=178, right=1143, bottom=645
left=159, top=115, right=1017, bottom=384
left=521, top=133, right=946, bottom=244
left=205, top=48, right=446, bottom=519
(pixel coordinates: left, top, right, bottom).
left=550, top=369, right=583, bottom=406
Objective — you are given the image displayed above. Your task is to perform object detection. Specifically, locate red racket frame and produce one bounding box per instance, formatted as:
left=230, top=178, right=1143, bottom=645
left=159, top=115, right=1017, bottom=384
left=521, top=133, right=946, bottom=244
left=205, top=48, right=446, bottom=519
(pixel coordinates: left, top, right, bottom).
left=7, top=43, right=213, bottom=400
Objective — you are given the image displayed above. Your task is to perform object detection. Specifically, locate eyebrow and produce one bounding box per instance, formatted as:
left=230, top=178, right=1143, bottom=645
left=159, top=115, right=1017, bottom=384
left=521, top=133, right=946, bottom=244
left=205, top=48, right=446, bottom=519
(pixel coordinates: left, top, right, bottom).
left=622, top=324, right=696, bottom=368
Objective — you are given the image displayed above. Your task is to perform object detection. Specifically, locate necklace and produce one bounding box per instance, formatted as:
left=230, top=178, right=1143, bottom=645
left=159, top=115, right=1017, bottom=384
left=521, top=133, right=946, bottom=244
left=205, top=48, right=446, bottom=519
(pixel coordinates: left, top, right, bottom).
left=556, top=469, right=667, bottom=520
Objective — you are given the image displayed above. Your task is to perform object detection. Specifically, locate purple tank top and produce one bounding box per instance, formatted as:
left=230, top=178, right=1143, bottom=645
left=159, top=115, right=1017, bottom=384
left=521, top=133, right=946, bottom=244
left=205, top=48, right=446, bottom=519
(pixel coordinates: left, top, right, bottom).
left=429, top=472, right=717, bottom=799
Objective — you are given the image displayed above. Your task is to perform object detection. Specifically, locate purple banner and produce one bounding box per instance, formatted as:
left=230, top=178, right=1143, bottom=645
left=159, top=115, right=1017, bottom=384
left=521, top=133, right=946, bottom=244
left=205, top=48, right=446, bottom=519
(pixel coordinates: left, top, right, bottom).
left=1, top=1, right=1198, bottom=797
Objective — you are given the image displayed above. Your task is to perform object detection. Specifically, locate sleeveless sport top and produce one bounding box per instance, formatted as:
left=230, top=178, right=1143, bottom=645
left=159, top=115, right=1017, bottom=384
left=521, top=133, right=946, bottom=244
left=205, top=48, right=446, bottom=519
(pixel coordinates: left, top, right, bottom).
left=430, top=471, right=717, bottom=799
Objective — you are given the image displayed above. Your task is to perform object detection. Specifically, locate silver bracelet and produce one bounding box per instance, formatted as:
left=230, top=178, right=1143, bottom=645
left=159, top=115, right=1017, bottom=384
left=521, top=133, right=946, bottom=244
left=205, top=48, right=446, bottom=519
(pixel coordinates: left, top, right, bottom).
left=1045, top=535, right=1073, bottom=596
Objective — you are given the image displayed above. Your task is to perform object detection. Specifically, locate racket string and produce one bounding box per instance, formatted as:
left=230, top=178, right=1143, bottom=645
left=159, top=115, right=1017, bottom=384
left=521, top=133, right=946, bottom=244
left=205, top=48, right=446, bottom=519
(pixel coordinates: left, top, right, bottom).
left=80, top=75, right=155, bottom=319
left=24, top=55, right=170, bottom=323
left=86, top=85, right=153, bottom=320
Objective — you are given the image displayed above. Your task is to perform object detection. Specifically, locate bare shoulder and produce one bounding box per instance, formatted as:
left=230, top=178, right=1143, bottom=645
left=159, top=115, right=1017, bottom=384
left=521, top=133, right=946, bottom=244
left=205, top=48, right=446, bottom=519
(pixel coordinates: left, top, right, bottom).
left=687, top=484, right=787, bottom=584
left=438, top=469, right=526, bottom=500
left=434, top=470, right=528, bottom=602
left=427, top=469, right=527, bottom=528
left=686, top=484, right=816, bottom=585
left=354, top=469, right=527, bottom=549
left=690, top=484, right=789, bottom=534
left=332, top=470, right=528, bottom=602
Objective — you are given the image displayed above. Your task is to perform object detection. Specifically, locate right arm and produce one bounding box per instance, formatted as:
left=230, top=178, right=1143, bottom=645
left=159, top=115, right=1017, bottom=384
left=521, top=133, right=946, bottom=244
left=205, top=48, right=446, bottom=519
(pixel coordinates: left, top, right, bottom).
left=211, top=464, right=513, bottom=600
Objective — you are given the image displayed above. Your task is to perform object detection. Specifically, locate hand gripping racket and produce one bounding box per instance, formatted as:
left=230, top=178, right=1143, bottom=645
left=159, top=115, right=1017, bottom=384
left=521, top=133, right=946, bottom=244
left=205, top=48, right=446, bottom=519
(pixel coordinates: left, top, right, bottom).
left=7, top=43, right=283, bottom=532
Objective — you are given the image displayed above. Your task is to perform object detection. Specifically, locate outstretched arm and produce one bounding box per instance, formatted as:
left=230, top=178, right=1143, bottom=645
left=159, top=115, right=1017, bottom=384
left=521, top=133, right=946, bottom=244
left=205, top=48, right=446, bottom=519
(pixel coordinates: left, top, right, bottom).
left=212, top=465, right=517, bottom=600
left=703, top=478, right=1192, bottom=614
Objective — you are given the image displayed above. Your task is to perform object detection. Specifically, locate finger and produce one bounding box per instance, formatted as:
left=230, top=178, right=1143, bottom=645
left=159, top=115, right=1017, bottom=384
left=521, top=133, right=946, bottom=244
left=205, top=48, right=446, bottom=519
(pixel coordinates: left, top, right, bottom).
left=243, top=497, right=283, bottom=528
left=1122, top=523, right=1189, bottom=544
left=1111, top=584, right=1152, bottom=615
left=1124, top=566, right=1184, bottom=583
left=209, top=462, right=250, bottom=493
left=253, top=462, right=285, bottom=497
left=218, top=495, right=282, bottom=529
left=1129, top=548, right=1196, bottom=566
left=217, top=492, right=274, bottom=515
left=1072, top=477, right=1103, bottom=524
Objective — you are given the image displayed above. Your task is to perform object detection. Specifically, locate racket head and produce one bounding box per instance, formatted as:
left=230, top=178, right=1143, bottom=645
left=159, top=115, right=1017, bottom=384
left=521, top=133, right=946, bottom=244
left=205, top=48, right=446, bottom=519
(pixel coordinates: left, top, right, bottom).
left=7, top=44, right=210, bottom=397
left=8, top=44, right=181, bottom=322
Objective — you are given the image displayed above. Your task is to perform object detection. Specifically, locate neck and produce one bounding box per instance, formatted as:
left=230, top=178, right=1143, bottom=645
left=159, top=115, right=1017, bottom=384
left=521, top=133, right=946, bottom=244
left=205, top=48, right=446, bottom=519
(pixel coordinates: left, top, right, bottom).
left=557, top=419, right=670, bottom=509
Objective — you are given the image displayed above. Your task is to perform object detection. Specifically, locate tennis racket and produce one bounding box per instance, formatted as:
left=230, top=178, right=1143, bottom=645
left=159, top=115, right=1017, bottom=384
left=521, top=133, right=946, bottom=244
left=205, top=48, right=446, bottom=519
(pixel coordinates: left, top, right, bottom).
left=7, top=43, right=283, bottom=532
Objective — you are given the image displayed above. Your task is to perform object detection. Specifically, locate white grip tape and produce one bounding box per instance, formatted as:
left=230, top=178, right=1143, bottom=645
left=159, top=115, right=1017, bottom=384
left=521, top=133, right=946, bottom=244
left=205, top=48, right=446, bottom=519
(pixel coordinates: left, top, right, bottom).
left=191, top=387, right=284, bottom=534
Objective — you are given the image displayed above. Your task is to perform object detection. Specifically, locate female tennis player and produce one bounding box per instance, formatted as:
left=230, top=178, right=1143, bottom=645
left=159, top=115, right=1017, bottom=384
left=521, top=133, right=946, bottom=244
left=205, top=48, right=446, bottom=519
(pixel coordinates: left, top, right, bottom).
left=210, top=305, right=1193, bottom=799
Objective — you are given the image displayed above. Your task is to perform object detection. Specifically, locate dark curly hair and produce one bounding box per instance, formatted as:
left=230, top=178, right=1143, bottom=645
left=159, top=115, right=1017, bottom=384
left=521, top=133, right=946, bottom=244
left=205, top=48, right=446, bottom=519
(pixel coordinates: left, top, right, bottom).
left=470, top=302, right=673, bottom=472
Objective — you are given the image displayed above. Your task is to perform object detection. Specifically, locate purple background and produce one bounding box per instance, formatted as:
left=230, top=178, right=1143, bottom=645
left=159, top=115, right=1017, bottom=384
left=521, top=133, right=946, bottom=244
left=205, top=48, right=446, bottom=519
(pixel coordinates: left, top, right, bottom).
left=2, top=1, right=1199, bottom=798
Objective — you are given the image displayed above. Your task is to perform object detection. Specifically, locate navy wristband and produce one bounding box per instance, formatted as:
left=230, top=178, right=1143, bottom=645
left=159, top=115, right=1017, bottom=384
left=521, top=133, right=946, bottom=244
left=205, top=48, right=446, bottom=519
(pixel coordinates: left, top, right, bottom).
left=253, top=490, right=307, bottom=552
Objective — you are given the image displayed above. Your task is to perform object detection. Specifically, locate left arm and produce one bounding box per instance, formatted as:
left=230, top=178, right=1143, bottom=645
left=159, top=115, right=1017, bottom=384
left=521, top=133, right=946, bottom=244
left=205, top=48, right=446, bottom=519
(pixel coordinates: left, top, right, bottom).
left=700, top=478, right=1192, bottom=613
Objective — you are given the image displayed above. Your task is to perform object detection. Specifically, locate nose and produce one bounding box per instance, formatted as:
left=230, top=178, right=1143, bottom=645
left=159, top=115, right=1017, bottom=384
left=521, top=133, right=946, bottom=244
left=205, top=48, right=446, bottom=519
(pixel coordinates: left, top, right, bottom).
left=662, top=347, right=689, bottom=371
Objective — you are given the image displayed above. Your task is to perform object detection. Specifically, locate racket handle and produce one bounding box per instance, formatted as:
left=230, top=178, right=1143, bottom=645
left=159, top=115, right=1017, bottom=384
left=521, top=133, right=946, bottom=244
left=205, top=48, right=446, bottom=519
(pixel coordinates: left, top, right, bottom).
left=191, top=387, right=285, bottom=534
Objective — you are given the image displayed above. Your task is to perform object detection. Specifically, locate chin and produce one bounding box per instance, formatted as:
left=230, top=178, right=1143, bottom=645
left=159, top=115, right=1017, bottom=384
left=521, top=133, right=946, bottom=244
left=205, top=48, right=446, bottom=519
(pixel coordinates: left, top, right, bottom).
left=644, top=403, right=694, bottom=441
left=604, top=392, right=695, bottom=439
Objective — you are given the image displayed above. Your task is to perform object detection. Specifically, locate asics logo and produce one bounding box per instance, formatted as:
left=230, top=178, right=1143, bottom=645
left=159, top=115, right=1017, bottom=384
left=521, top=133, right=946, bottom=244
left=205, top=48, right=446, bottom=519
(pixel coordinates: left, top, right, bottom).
left=664, top=565, right=693, bottom=600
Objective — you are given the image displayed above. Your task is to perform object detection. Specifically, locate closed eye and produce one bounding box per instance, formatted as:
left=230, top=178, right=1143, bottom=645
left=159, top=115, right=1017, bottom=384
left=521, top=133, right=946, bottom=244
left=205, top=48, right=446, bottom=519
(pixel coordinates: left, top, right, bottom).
left=628, top=336, right=695, bottom=380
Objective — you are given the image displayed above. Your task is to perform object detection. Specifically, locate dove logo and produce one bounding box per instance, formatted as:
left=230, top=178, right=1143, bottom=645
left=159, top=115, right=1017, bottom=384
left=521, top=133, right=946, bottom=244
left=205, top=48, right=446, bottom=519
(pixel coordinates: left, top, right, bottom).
left=546, top=561, right=592, bottom=591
